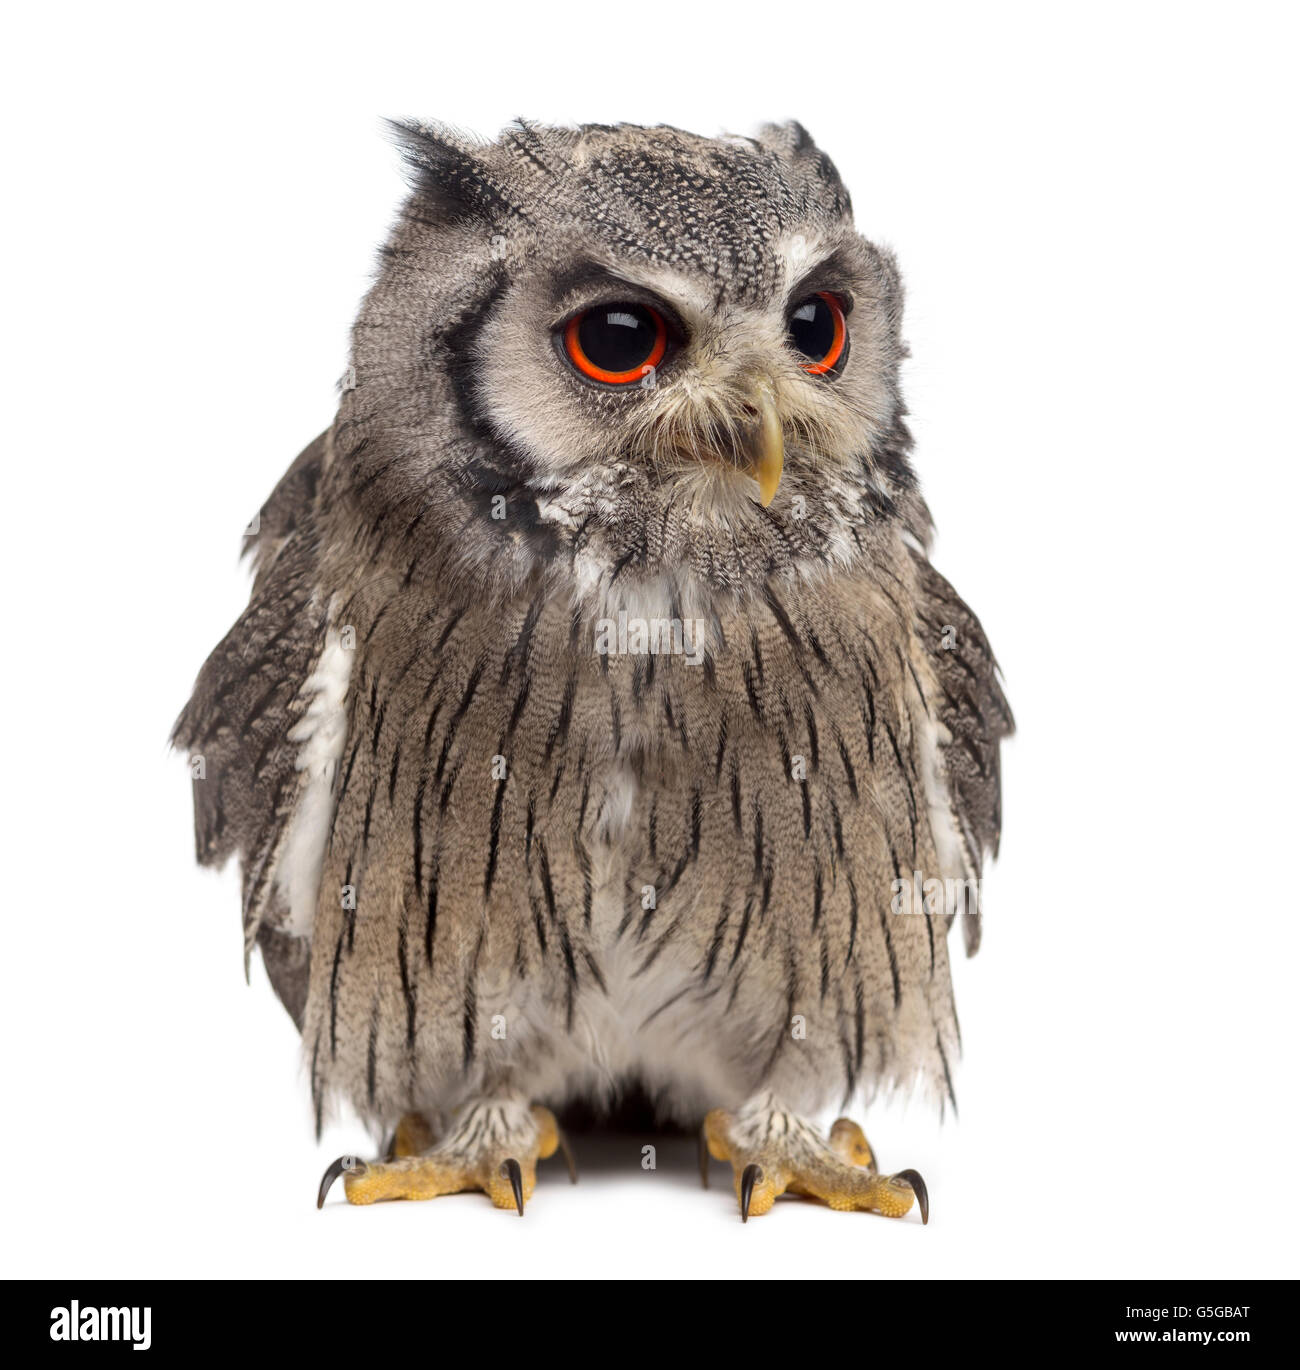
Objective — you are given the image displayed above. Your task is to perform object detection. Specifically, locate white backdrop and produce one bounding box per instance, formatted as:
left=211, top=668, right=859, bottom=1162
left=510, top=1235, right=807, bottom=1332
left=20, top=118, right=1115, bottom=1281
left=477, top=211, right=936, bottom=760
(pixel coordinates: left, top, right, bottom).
left=3, top=0, right=1296, bottom=1280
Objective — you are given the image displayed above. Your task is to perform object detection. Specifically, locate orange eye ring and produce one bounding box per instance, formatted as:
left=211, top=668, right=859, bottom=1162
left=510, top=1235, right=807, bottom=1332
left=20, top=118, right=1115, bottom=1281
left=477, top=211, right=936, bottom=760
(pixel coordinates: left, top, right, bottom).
left=796, top=292, right=848, bottom=376
left=563, top=304, right=668, bottom=385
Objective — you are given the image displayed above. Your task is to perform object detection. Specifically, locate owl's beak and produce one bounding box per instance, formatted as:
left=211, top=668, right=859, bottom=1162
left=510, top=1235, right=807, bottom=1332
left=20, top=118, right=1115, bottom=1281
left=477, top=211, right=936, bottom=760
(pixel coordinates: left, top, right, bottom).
left=745, top=385, right=785, bottom=507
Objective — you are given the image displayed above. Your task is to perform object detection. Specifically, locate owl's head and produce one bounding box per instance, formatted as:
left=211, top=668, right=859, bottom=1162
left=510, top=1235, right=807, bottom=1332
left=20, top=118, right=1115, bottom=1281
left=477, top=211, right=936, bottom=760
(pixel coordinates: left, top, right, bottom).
left=338, top=121, right=920, bottom=612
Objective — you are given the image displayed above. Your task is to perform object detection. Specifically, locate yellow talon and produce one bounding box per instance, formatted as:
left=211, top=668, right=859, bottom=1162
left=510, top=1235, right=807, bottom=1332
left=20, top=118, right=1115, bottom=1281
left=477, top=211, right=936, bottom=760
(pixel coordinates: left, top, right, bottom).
left=389, top=1111, right=436, bottom=1159
left=702, top=1102, right=927, bottom=1223
left=318, top=1102, right=573, bottom=1214
left=828, top=1117, right=876, bottom=1169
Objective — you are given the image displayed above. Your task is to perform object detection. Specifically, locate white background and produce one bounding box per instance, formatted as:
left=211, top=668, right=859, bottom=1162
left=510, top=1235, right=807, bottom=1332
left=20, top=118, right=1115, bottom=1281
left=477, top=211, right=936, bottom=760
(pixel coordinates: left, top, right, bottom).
left=3, top=1, right=1297, bottom=1281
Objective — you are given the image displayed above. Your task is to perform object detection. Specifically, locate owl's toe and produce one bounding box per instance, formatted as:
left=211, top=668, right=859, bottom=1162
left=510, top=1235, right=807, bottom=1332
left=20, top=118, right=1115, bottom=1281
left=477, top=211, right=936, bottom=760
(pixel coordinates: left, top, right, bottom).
left=316, top=1100, right=575, bottom=1213
left=701, top=1100, right=929, bottom=1224
left=384, top=1110, right=437, bottom=1160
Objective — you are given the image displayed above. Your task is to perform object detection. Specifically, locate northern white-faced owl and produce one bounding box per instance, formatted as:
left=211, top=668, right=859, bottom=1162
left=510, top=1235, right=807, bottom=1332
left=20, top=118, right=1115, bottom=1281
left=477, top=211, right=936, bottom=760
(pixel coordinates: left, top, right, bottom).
left=175, top=120, right=1012, bottom=1222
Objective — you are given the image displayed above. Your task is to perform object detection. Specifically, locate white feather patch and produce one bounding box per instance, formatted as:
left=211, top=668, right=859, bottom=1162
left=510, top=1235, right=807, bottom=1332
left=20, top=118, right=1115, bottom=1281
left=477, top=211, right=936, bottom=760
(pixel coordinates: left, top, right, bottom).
left=915, top=707, right=975, bottom=886
left=274, top=626, right=353, bottom=938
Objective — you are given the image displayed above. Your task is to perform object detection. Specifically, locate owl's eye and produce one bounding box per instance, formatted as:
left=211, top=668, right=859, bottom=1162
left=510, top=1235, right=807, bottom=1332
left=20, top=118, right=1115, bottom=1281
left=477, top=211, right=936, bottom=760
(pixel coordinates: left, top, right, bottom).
left=562, top=302, right=668, bottom=385
left=787, top=292, right=848, bottom=376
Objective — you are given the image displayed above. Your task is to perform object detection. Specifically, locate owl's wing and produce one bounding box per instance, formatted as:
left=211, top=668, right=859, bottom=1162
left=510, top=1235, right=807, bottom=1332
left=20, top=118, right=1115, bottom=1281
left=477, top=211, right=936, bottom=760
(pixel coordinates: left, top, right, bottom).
left=909, top=545, right=1014, bottom=955
left=172, top=432, right=331, bottom=1026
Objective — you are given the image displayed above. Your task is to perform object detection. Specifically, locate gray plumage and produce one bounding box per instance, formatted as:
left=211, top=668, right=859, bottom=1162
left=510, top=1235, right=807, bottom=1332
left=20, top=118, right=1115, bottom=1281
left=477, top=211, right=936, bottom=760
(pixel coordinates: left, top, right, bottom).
left=175, top=120, right=1011, bottom=1208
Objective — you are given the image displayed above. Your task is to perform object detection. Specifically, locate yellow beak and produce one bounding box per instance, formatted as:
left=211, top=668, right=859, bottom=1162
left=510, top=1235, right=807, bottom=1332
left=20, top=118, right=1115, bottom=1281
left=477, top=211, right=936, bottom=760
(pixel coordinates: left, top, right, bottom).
left=747, top=385, right=785, bottom=507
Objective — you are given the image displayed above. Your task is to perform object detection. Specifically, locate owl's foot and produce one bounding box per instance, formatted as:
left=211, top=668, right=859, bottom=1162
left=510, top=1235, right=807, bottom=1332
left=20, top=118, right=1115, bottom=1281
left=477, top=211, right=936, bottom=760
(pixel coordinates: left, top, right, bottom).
left=700, top=1095, right=929, bottom=1224
left=317, top=1099, right=576, bottom=1214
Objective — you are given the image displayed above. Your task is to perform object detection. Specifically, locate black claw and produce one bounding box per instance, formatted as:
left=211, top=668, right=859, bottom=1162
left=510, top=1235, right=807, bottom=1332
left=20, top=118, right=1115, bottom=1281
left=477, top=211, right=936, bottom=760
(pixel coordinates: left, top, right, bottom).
left=557, top=1129, right=579, bottom=1184
left=895, top=1168, right=929, bottom=1225
left=501, top=1158, right=525, bottom=1216
left=739, top=1163, right=763, bottom=1223
left=317, top=1155, right=362, bottom=1210
left=382, top=1131, right=397, bottom=1162
left=698, top=1126, right=710, bottom=1190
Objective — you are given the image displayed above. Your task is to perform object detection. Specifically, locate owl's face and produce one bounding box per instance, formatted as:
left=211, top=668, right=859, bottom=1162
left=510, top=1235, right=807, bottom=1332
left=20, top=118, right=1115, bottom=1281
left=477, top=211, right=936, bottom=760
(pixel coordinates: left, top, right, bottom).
left=338, top=122, right=916, bottom=609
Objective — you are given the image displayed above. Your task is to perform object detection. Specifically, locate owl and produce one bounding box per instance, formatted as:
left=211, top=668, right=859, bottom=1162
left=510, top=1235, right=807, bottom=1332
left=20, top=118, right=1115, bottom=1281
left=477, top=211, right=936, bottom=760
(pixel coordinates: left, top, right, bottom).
left=174, top=119, right=1012, bottom=1222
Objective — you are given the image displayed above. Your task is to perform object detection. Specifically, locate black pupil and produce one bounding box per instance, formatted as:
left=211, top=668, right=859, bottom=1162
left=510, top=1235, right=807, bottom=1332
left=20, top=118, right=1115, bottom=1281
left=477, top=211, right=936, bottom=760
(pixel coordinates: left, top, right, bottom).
left=788, top=295, right=836, bottom=361
left=577, top=303, right=657, bottom=374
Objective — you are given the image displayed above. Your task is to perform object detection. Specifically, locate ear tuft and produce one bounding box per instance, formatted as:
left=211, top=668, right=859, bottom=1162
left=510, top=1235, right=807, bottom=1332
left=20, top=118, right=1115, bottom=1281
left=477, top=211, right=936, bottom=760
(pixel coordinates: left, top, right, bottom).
left=755, top=121, right=852, bottom=216
left=385, top=118, right=530, bottom=226
left=755, top=120, right=815, bottom=156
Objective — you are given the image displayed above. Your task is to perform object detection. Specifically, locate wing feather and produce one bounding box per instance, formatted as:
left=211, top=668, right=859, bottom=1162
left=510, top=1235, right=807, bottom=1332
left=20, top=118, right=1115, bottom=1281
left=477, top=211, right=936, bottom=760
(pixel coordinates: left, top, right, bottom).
left=172, top=433, right=331, bottom=1024
left=909, top=546, right=1014, bottom=955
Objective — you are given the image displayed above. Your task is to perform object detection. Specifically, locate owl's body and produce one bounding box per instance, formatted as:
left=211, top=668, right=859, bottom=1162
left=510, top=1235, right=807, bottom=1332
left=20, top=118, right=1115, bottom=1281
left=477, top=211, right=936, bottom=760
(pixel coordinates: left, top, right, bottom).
left=177, top=121, right=1010, bottom=1216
